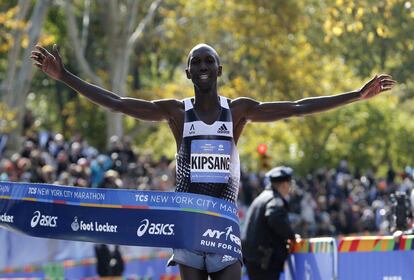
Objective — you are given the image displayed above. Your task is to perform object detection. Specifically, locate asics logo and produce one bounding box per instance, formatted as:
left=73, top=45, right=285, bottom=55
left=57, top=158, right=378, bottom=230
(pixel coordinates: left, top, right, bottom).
left=137, top=219, right=174, bottom=237
left=30, top=211, right=58, bottom=228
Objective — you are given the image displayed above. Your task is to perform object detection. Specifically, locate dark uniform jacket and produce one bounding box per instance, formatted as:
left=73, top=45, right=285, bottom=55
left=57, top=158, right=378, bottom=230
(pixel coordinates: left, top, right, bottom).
left=242, top=185, right=295, bottom=271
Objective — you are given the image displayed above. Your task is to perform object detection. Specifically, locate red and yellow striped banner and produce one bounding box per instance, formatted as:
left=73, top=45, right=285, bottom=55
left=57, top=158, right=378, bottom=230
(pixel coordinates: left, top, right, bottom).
left=338, top=235, right=414, bottom=252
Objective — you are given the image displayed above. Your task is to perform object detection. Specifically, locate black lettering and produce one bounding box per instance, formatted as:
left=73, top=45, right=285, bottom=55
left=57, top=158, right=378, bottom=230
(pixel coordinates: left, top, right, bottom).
left=214, top=157, right=220, bottom=170
left=201, top=157, right=208, bottom=168
left=208, top=156, right=214, bottom=169
left=198, top=156, right=202, bottom=169
left=220, top=157, right=227, bottom=170
left=191, top=156, right=198, bottom=169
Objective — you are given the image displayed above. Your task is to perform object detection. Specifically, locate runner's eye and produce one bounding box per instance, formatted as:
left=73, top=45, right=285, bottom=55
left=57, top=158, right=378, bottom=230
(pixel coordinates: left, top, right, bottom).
left=191, top=59, right=200, bottom=65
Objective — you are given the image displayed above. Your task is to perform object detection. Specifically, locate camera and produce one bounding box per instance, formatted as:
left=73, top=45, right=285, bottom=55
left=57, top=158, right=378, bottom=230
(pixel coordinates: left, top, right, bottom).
left=390, top=191, right=412, bottom=232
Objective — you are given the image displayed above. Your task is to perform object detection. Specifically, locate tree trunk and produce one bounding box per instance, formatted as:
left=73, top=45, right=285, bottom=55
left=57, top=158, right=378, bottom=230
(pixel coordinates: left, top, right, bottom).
left=64, top=0, right=163, bottom=146
left=0, top=0, right=30, bottom=99
left=1, top=0, right=51, bottom=153
left=107, top=0, right=163, bottom=141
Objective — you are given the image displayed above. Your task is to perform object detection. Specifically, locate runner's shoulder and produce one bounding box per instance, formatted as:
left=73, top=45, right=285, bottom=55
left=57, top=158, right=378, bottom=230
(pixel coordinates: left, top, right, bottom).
left=151, top=99, right=184, bottom=123
left=153, top=98, right=183, bottom=108
left=153, top=98, right=184, bottom=112
left=228, top=97, right=259, bottom=120
left=228, top=97, right=259, bottom=109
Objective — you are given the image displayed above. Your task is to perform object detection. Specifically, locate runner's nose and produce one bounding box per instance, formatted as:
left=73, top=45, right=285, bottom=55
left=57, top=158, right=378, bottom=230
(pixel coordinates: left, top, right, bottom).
left=200, top=61, right=208, bottom=72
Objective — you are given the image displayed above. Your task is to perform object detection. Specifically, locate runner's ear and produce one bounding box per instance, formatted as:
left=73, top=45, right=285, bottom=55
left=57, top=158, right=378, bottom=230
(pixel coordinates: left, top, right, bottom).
left=185, top=68, right=191, bottom=79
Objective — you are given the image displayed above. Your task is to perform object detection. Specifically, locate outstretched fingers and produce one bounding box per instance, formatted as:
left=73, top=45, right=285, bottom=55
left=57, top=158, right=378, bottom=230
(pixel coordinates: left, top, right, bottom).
left=31, top=51, right=45, bottom=62
left=35, top=45, right=49, bottom=55
left=31, top=43, right=65, bottom=80
left=361, top=74, right=397, bottom=99
left=381, top=79, right=397, bottom=86
left=377, top=74, right=392, bottom=80
left=30, top=51, right=45, bottom=70
left=35, top=45, right=56, bottom=60
left=369, top=74, right=396, bottom=92
left=378, top=76, right=397, bottom=92
left=52, top=44, right=62, bottom=63
left=380, top=82, right=397, bottom=92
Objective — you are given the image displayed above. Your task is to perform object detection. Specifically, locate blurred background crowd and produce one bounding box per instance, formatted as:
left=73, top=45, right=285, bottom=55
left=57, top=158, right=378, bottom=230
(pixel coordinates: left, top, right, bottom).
left=2, top=130, right=413, bottom=239
left=2, top=0, right=414, bottom=277
left=2, top=1, right=414, bottom=240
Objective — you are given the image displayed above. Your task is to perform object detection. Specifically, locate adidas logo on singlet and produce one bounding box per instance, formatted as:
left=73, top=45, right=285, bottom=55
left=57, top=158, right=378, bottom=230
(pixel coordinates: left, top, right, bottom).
left=217, top=124, right=230, bottom=134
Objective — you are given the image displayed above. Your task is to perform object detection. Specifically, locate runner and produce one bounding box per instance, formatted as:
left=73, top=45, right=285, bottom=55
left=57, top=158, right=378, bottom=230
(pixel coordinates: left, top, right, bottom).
left=31, top=43, right=396, bottom=280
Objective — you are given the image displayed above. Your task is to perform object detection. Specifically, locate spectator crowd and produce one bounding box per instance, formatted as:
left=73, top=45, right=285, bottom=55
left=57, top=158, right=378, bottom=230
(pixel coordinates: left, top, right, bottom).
left=1, top=130, right=414, bottom=238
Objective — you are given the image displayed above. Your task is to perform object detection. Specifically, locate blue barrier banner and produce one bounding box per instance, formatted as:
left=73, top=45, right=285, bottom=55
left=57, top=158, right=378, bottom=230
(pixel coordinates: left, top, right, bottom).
left=287, top=253, right=334, bottom=280
left=285, top=237, right=337, bottom=280
left=339, top=251, right=414, bottom=279
left=0, top=182, right=241, bottom=259
left=338, top=236, right=414, bottom=279
left=0, top=252, right=181, bottom=279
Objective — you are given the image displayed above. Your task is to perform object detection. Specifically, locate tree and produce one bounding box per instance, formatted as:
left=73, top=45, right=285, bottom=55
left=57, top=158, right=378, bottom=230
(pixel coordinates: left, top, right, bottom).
left=308, top=0, right=414, bottom=91
left=0, top=0, right=51, bottom=151
left=6, top=0, right=411, bottom=174
left=63, top=0, right=163, bottom=143
left=139, top=0, right=413, bottom=174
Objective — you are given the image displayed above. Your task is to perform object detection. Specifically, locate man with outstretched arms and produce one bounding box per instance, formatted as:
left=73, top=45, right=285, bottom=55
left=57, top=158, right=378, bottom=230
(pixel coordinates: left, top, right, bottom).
left=31, top=43, right=396, bottom=280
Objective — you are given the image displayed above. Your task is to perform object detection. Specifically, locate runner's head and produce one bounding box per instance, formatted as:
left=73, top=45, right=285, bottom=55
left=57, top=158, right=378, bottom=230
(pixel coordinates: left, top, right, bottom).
left=186, top=44, right=222, bottom=91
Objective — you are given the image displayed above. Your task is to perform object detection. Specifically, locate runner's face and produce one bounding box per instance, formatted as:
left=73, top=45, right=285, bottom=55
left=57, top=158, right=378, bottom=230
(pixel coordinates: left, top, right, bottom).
left=186, top=48, right=222, bottom=91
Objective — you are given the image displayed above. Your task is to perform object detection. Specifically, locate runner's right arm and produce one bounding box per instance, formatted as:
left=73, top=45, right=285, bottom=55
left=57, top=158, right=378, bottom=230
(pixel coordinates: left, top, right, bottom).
left=31, top=44, right=179, bottom=122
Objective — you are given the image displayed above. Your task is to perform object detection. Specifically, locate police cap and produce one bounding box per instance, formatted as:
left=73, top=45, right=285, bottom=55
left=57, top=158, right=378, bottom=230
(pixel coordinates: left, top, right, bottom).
left=266, top=166, right=293, bottom=182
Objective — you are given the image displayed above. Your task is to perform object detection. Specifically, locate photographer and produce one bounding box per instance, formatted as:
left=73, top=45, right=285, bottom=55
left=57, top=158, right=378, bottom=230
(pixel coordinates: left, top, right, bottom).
left=392, top=191, right=413, bottom=241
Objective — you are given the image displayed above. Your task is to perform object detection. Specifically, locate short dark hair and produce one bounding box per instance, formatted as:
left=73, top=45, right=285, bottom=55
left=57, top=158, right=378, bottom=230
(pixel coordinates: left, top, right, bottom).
left=187, top=43, right=221, bottom=67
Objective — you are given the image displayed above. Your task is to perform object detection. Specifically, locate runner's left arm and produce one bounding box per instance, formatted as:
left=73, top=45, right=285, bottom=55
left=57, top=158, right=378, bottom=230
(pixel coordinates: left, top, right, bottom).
left=234, top=74, right=396, bottom=122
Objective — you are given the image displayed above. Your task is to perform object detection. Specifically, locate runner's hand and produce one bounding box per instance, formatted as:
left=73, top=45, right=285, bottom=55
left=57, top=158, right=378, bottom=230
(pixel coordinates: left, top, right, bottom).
left=31, top=44, right=65, bottom=80
left=359, top=74, right=397, bottom=99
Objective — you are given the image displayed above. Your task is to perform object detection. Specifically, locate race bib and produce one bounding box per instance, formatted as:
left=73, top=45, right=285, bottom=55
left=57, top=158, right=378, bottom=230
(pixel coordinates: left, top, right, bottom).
left=190, top=140, right=231, bottom=183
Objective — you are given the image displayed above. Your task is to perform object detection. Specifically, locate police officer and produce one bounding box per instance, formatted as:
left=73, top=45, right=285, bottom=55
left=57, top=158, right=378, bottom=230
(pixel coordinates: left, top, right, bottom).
left=242, top=166, right=298, bottom=280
